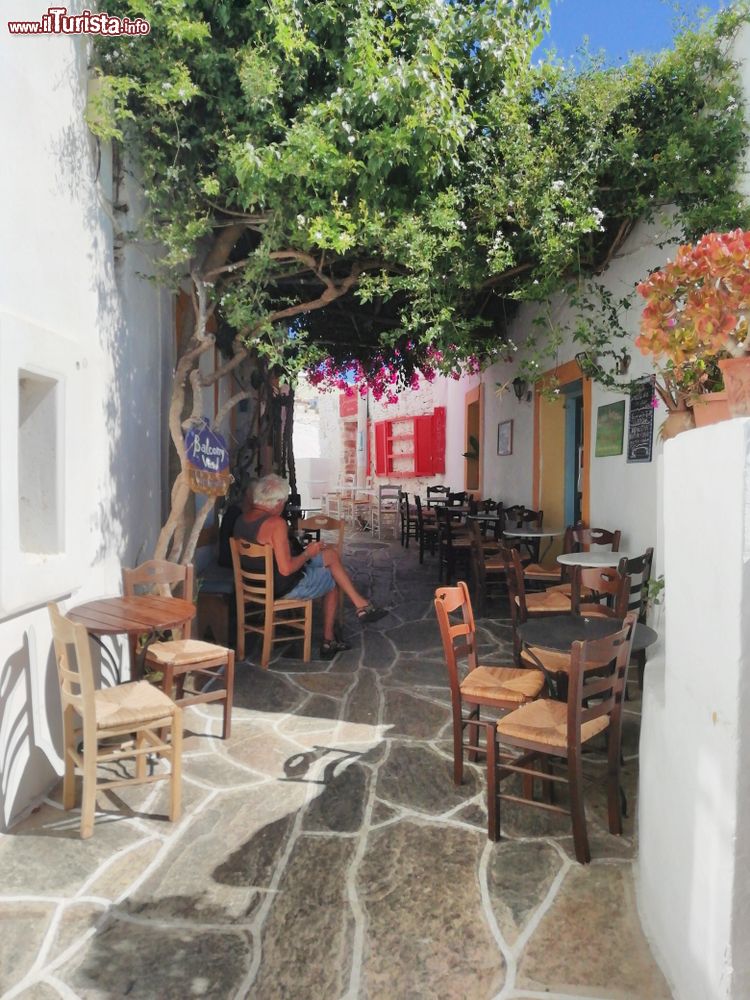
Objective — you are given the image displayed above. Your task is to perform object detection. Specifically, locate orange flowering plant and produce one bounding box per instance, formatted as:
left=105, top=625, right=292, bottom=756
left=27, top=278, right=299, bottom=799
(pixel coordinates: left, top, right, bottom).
left=636, top=229, right=750, bottom=409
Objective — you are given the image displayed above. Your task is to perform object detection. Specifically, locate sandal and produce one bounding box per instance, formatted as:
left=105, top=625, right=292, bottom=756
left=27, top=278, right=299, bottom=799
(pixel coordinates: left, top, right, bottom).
left=356, top=603, right=389, bottom=625
left=319, top=638, right=352, bottom=660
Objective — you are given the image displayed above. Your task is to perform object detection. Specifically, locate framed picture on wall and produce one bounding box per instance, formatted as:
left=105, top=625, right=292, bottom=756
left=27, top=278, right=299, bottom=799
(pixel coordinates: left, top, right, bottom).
left=497, top=419, right=513, bottom=456
left=595, top=400, right=626, bottom=457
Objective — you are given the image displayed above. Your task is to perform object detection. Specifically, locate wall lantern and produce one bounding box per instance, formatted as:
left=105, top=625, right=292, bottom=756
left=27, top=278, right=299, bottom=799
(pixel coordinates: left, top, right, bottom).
left=512, top=376, right=531, bottom=402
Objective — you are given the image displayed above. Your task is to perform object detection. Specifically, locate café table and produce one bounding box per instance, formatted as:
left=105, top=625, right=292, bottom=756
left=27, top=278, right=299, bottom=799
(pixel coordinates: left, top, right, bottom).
left=504, top=526, right=564, bottom=562
left=68, top=595, right=196, bottom=684
left=518, top=613, right=657, bottom=699
left=557, top=551, right=630, bottom=569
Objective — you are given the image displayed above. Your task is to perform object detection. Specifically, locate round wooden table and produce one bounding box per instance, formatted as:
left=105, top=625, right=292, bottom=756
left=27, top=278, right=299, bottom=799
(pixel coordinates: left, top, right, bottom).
left=68, top=595, right=196, bottom=683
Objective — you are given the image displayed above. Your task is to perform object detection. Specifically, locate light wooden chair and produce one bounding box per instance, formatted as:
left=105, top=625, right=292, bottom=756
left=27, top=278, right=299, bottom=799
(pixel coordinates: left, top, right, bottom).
left=369, top=484, right=401, bottom=539
left=122, top=560, right=235, bottom=740
left=231, top=537, right=313, bottom=667
left=434, top=582, right=545, bottom=785
left=48, top=602, right=183, bottom=839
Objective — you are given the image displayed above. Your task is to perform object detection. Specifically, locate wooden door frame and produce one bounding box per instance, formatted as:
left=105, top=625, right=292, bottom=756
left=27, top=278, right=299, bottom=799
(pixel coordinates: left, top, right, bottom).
left=464, top=384, right=483, bottom=496
left=532, top=360, right=591, bottom=525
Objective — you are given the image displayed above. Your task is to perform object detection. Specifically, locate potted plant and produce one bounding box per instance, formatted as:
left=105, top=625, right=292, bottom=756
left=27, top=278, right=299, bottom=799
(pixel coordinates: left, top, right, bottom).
left=636, top=229, right=750, bottom=435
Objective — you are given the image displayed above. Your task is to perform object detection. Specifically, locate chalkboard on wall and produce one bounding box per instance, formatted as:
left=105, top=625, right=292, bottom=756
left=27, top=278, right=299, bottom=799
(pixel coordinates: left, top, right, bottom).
left=627, top=376, right=656, bottom=463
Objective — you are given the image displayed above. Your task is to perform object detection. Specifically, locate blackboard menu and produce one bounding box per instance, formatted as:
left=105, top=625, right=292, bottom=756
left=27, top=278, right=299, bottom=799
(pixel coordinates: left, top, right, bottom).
left=627, top=376, right=655, bottom=463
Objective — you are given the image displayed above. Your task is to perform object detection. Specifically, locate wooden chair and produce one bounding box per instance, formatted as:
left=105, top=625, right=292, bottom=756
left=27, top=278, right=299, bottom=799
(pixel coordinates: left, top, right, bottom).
left=570, top=564, right=631, bottom=619
left=434, top=582, right=545, bottom=785
left=618, top=548, right=654, bottom=689
left=230, top=537, right=312, bottom=667
left=414, top=495, right=438, bottom=564
left=546, top=523, right=622, bottom=597
left=524, top=525, right=573, bottom=588
left=502, top=546, right=573, bottom=685
left=487, top=613, right=637, bottom=863
left=122, top=561, right=235, bottom=740
left=426, top=484, right=450, bottom=507
left=370, top=483, right=401, bottom=539
left=398, top=490, right=419, bottom=548
left=436, top=504, right=472, bottom=584
left=504, top=507, right=544, bottom=562
left=468, top=520, right=506, bottom=617
left=48, top=602, right=183, bottom=839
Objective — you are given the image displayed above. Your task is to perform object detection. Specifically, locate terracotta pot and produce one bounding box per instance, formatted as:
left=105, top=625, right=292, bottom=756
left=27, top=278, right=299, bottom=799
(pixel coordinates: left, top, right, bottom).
left=660, top=408, right=696, bottom=441
left=719, top=357, right=750, bottom=417
left=692, top=390, right=731, bottom=428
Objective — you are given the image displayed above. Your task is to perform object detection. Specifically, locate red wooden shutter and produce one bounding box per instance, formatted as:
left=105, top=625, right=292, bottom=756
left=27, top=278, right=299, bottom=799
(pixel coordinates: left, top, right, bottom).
left=432, top=406, right=446, bottom=474
left=414, top=414, right=434, bottom=475
left=374, top=420, right=388, bottom=475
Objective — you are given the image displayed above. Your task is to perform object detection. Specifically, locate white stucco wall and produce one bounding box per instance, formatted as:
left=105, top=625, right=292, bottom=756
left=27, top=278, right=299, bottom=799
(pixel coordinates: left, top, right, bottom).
left=0, top=21, right=171, bottom=829
left=637, top=419, right=750, bottom=1000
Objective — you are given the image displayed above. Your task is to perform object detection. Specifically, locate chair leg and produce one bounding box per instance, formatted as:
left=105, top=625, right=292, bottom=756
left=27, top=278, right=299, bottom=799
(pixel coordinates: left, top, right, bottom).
left=302, top=602, right=312, bottom=663
left=261, top=606, right=273, bottom=668
left=135, top=730, right=147, bottom=779
left=62, top=708, right=76, bottom=810
left=607, top=725, right=624, bottom=836
left=453, top=706, right=464, bottom=785
left=169, top=708, right=183, bottom=822
left=568, top=750, right=590, bottom=864
left=80, top=740, right=97, bottom=840
left=222, top=650, right=235, bottom=740
left=487, top=723, right=499, bottom=841
left=466, top=706, right=481, bottom=763
left=236, top=598, right=246, bottom=661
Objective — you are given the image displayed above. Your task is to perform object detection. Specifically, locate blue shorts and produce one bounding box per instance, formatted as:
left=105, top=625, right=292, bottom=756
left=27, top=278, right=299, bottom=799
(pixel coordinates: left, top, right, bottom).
left=284, top=554, right=336, bottom=600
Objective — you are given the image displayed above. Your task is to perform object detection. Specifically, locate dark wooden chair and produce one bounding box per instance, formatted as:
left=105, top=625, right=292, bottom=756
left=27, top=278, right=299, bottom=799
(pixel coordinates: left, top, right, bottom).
left=475, top=499, right=503, bottom=540
left=426, top=485, right=450, bottom=507
left=468, top=520, right=506, bottom=617
left=434, top=582, right=545, bottom=785
left=570, top=564, right=631, bottom=620
left=487, top=613, right=637, bottom=863
left=502, top=546, right=573, bottom=686
left=503, top=507, right=544, bottom=562
left=524, top=525, right=573, bottom=588
left=414, top=495, right=438, bottom=563
left=547, top=523, right=622, bottom=598
left=398, top=490, right=419, bottom=549
left=436, top=505, right=472, bottom=584
left=618, top=548, right=654, bottom=689
left=447, top=490, right=468, bottom=507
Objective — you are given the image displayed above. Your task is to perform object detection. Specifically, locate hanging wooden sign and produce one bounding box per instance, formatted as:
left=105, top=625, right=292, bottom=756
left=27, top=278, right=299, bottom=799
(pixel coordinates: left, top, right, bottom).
left=184, top=422, right=232, bottom=495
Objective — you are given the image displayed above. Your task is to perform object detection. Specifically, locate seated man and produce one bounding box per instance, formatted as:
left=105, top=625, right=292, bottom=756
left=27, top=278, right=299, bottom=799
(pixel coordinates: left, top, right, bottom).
left=233, top=473, right=387, bottom=659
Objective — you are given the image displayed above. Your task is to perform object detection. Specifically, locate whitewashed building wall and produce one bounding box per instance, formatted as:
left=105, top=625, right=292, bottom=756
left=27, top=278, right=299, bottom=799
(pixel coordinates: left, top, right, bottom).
left=0, top=19, right=172, bottom=829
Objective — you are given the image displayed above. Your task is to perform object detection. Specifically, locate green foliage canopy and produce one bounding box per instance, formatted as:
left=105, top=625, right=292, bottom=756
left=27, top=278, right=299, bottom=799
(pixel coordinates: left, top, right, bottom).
left=91, top=0, right=750, bottom=393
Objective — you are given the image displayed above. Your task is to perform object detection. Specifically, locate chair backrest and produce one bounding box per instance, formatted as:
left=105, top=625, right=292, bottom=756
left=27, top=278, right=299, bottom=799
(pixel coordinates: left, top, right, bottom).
left=230, top=537, right=273, bottom=607
left=501, top=545, right=529, bottom=627
left=566, top=613, right=637, bottom=748
left=122, top=560, right=194, bottom=636
left=447, top=491, right=468, bottom=507
left=297, top=515, right=345, bottom=554
left=122, top=560, right=194, bottom=600
left=426, top=485, right=450, bottom=506
left=434, top=581, right=478, bottom=696
left=617, top=547, right=654, bottom=622
left=377, top=484, right=401, bottom=507
left=505, top=507, right=543, bottom=530
left=478, top=498, right=501, bottom=514
left=571, top=565, right=631, bottom=619
left=48, top=602, right=97, bottom=731
left=569, top=523, right=621, bottom=552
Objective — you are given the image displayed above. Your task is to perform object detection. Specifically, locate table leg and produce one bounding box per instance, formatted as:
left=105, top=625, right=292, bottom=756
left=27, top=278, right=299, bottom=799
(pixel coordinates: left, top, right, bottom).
left=88, top=635, right=122, bottom=685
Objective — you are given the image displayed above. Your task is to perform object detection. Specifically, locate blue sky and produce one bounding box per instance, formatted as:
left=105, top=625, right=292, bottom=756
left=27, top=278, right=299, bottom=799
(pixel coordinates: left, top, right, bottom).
left=542, top=0, right=729, bottom=63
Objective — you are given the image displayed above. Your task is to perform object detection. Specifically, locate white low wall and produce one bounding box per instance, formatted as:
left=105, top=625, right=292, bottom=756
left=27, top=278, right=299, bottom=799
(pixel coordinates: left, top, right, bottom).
left=638, top=417, right=750, bottom=999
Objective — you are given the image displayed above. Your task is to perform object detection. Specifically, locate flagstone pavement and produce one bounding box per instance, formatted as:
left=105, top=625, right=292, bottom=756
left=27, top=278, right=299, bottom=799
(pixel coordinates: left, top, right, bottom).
left=0, top=535, right=672, bottom=1000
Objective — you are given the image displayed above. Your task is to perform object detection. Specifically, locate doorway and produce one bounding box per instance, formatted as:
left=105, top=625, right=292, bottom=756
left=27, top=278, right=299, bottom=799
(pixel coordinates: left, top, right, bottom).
left=464, top=385, right=483, bottom=494
left=533, top=361, right=590, bottom=561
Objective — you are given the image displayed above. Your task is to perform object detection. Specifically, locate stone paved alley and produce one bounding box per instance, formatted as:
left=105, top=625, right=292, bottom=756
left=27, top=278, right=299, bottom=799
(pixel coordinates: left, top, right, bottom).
left=0, top=536, right=670, bottom=999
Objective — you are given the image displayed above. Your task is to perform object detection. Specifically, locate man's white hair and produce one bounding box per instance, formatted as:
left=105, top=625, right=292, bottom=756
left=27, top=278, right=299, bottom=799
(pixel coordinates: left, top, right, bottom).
left=253, top=473, right=290, bottom=508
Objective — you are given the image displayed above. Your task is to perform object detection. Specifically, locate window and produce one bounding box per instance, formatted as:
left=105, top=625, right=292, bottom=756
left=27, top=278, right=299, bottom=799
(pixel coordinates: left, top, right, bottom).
left=18, top=371, right=61, bottom=553
left=374, top=407, right=446, bottom=477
